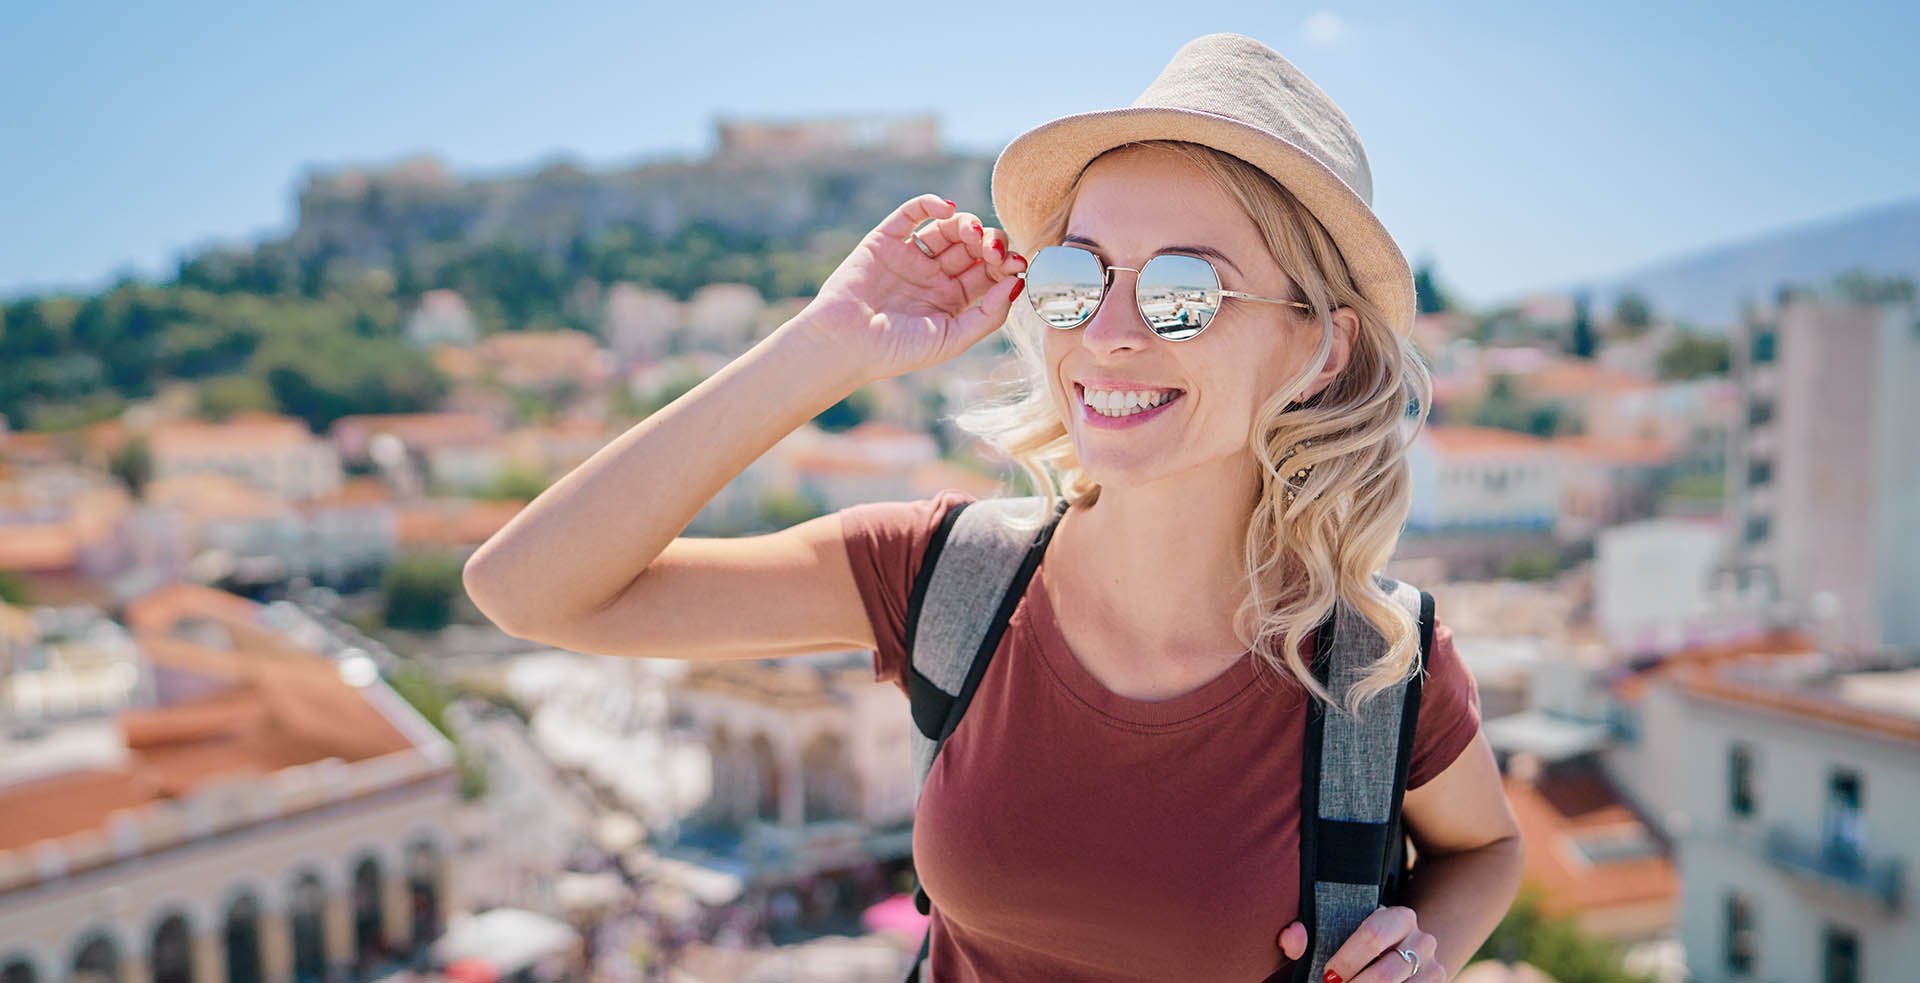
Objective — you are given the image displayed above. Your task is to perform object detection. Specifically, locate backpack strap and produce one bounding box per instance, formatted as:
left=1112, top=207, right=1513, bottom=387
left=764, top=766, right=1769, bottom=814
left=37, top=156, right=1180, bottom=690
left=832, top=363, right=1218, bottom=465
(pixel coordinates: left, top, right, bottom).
left=1287, top=576, right=1433, bottom=983
left=902, top=495, right=1066, bottom=983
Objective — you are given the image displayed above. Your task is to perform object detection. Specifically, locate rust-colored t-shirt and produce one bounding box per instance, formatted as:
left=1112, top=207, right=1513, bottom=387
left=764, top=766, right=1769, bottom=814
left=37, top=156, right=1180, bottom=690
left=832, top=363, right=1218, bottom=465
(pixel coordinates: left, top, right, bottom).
left=839, top=489, right=1482, bottom=982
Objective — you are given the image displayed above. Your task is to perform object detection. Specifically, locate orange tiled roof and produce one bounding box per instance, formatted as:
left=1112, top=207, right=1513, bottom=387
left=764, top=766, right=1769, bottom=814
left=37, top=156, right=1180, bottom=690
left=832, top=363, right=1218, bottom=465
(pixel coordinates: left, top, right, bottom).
left=790, top=453, right=897, bottom=478
left=1504, top=770, right=1677, bottom=919
left=394, top=499, right=525, bottom=547
left=1677, top=666, right=1920, bottom=745
left=1549, top=435, right=1677, bottom=465
left=304, top=477, right=394, bottom=508
left=0, top=431, right=69, bottom=465
left=1526, top=362, right=1657, bottom=398
left=0, top=647, right=412, bottom=851
left=1610, top=629, right=1817, bottom=701
left=149, top=412, right=315, bottom=454
left=0, top=523, right=81, bottom=571
left=1419, top=425, right=1555, bottom=456
left=124, top=581, right=276, bottom=639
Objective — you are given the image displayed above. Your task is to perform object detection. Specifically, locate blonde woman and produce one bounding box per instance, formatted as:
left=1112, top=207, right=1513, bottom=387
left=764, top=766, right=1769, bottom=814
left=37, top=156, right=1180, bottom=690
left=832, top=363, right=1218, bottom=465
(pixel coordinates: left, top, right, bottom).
left=466, top=32, right=1522, bottom=983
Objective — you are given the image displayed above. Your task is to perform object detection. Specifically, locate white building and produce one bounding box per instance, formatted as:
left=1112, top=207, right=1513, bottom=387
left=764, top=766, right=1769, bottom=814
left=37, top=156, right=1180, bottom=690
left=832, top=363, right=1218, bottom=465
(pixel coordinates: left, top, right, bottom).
left=1639, top=649, right=1918, bottom=983
left=0, top=583, right=458, bottom=983
left=1724, top=292, right=1920, bottom=649
left=148, top=413, right=343, bottom=504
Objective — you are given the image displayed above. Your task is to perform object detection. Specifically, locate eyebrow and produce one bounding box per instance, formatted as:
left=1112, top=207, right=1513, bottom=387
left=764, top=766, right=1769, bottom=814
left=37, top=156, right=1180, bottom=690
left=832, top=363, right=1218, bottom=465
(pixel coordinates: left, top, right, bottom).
left=1061, top=233, right=1245, bottom=279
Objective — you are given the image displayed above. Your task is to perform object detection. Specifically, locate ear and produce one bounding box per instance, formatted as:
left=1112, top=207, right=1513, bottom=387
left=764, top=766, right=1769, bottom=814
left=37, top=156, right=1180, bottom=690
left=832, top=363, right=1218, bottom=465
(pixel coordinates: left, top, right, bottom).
left=1297, top=305, right=1358, bottom=403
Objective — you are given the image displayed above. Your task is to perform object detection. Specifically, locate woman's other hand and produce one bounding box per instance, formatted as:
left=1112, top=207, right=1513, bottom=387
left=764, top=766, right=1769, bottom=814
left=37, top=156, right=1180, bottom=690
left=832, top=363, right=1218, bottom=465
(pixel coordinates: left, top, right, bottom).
left=1319, top=905, right=1442, bottom=982
left=784, top=193, right=1027, bottom=384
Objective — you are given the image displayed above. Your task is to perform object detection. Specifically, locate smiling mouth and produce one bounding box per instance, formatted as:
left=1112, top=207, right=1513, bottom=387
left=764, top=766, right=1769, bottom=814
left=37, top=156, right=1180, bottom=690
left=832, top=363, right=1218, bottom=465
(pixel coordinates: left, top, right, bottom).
left=1074, top=382, right=1186, bottom=418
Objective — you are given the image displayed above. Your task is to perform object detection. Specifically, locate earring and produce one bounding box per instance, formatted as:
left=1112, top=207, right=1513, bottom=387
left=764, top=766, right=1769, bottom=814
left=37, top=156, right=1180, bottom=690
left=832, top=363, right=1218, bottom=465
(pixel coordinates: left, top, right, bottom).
left=1278, top=439, right=1316, bottom=506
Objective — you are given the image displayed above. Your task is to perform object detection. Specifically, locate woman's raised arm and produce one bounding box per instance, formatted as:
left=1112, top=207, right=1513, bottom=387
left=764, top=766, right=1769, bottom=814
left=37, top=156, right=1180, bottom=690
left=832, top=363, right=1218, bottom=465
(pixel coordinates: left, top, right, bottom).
left=461, top=194, right=1026, bottom=657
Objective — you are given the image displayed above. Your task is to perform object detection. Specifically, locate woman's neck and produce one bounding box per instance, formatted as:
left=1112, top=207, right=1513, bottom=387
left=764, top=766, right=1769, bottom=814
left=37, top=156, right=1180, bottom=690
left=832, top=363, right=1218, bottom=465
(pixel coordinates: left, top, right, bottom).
left=1051, top=460, right=1265, bottom=657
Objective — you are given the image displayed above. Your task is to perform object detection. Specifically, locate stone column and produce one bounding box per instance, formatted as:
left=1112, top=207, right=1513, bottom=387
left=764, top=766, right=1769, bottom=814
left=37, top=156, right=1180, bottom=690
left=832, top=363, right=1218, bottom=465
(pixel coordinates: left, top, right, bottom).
left=383, top=873, right=412, bottom=957
left=192, top=929, right=224, bottom=983
left=323, top=896, right=353, bottom=976
left=260, top=909, right=293, bottom=983
left=779, top=742, right=805, bottom=829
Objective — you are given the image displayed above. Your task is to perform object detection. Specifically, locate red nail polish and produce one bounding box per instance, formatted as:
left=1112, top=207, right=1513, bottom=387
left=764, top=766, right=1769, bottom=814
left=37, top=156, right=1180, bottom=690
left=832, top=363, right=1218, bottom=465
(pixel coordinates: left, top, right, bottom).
left=1010, top=278, right=1026, bottom=302
left=943, top=199, right=955, bottom=208
left=1324, top=971, right=1343, bottom=983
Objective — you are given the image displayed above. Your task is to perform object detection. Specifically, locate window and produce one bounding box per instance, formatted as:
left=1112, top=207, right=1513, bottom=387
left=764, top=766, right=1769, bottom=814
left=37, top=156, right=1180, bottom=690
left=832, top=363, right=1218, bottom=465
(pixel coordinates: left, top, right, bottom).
left=1823, top=769, right=1864, bottom=867
left=1752, top=329, right=1777, bottom=365
left=1744, top=515, right=1772, bottom=545
left=1748, top=398, right=1774, bottom=428
left=1724, top=894, right=1756, bottom=977
left=1747, top=459, right=1773, bottom=487
left=1729, top=744, right=1756, bottom=818
left=1823, top=925, right=1859, bottom=983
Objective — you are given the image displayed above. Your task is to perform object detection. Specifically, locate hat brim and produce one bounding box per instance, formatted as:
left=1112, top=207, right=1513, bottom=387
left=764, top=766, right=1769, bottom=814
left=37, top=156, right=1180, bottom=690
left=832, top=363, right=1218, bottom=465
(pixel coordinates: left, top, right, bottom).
left=990, top=105, right=1415, bottom=339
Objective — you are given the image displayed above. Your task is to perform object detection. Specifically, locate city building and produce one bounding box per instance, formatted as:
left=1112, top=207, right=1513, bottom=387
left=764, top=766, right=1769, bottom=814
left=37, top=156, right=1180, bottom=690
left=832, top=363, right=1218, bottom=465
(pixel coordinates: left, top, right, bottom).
left=1640, top=648, right=1918, bottom=982
left=147, top=413, right=343, bottom=504
left=0, top=583, right=459, bottom=983
left=1724, top=292, right=1920, bottom=648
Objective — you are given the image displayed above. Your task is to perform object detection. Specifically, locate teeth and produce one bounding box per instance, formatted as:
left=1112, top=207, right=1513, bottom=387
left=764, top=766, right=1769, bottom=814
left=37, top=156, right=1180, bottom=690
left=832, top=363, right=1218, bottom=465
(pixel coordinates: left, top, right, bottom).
left=1082, top=387, right=1178, bottom=417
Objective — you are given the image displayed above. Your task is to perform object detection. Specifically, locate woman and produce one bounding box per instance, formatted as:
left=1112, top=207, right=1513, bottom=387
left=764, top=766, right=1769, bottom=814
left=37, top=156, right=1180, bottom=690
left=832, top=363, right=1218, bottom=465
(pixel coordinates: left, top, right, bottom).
left=465, top=32, right=1522, bottom=983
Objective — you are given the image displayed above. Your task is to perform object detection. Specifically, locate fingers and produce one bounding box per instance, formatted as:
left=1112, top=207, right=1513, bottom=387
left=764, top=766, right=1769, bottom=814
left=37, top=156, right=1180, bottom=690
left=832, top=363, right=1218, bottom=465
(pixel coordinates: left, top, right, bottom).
left=1325, top=906, right=1421, bottom=983
left=1274, top=921, right=1308, bottom=961
left=875, top=193, right=956, bottom=241
left=913, top=212, right=994, bottom=274
left=947, top=265, right=1027, bottom=349
left=954, top=248, right=1024, bottom=303
left=881, top=194, right=1017, bottom=278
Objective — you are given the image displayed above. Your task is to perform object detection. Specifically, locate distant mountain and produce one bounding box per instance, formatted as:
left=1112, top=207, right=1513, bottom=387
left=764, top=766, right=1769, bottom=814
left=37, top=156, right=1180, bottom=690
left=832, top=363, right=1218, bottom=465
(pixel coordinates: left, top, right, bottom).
left=1560, top=195, right=1920, bottom=329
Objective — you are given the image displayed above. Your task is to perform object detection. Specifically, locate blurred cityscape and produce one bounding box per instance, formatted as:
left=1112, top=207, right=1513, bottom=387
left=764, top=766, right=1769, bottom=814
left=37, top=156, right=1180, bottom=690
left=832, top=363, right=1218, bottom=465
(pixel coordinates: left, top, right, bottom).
left=2, top=112, right=1917, bottom=983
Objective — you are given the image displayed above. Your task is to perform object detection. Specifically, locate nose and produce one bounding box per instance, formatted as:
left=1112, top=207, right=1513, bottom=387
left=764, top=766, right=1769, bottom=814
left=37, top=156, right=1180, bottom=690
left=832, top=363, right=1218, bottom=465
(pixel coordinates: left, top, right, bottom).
left=1080, top=266, right=1152, bottom=355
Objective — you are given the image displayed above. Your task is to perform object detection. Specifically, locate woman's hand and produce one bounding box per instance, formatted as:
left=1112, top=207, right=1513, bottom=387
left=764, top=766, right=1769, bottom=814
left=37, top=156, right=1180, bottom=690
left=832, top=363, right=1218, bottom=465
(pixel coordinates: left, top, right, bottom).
left=784, top=193, right=1027, bottom=385
left=1276, top=906, right=1442, bottom=982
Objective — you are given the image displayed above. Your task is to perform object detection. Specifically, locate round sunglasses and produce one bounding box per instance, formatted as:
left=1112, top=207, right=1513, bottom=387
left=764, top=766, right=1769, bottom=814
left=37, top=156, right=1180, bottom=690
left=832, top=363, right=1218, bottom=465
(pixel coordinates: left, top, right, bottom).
left=1012, top=244, right=1316, bottom=342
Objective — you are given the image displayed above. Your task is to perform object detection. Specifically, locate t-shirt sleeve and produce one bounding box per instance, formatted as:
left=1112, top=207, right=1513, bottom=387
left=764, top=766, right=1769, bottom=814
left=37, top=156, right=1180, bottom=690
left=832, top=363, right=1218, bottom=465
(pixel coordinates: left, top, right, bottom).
left=1406, top=621, right=1481, bottom=790
left=836, top=488, right=979, bottom=697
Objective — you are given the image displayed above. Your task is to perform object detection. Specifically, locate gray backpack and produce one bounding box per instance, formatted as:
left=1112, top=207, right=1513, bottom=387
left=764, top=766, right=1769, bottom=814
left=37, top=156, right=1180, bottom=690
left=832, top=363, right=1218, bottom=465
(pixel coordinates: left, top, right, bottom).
left=899, top=495, right=1431, bottom=983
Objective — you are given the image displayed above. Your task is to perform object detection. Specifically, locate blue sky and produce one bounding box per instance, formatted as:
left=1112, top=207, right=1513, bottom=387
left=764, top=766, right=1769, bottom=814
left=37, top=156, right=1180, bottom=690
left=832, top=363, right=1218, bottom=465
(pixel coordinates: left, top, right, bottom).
left=5, top=1, right=1916, bottom=308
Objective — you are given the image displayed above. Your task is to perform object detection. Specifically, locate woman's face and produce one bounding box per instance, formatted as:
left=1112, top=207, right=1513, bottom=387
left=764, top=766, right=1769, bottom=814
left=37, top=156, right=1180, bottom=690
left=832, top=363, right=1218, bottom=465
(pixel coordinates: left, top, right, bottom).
left=1041, top=146, right=1351, bottom=493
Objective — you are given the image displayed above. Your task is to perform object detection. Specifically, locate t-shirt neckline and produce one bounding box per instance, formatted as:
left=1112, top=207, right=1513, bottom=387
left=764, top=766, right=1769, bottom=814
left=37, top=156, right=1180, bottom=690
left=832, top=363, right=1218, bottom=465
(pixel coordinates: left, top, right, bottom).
left=1025, top=552, right=1263, bottom=729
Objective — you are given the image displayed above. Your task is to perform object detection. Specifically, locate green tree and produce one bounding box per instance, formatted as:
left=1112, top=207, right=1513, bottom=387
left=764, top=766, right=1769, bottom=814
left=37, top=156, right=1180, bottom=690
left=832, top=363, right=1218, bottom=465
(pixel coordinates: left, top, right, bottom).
left=1502, top=550, right=1562, bottom=581
left=0, top=570, right=31, bottom=606
left=1612, top=290, right=1653, bottom=331
left=1569, top=291, right=1596, bottom=359
left=758, top=488, right=824, bottom=528
left=481, top=465, right=550, bottom=502
left=1830, top=269, right=1916, bottom=305
left=381, top=551, right=464, bottom=631
left=1656, top=334, right=1731, bottom=380
left=198, top=374, right=276, bottom=421
left=1413, top=260, right=1453, bottom=314
left=1472, top=886, right=1653, bottom=983
left=108, top=434, right=153, bottom=498
left=813, top=386, right=875, bottom=432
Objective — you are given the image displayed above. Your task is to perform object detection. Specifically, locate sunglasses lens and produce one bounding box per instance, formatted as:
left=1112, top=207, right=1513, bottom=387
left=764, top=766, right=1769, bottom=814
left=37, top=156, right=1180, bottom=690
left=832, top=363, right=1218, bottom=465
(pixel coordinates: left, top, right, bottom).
left=1024, top=246, right=1105, bottom=329
left=1138, top=254, right=1222, bottom=341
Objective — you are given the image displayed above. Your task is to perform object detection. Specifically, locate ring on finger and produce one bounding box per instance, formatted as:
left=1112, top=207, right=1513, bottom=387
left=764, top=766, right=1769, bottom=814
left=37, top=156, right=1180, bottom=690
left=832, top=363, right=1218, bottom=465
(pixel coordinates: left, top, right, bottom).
left=906, top=231, right=938, bottom=259
left=1396, top=946, right=1421, bottom=977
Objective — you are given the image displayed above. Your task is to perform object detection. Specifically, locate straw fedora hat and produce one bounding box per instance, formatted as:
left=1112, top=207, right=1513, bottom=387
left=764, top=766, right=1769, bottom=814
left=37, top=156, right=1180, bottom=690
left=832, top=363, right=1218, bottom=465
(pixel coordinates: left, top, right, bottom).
left=990, top=31, right=1416, bottom=339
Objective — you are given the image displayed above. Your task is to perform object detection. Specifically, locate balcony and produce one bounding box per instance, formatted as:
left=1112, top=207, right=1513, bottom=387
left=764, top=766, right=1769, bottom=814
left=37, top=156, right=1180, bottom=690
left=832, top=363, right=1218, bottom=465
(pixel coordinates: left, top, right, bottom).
left=1764, top=825, right=1904, bottom=913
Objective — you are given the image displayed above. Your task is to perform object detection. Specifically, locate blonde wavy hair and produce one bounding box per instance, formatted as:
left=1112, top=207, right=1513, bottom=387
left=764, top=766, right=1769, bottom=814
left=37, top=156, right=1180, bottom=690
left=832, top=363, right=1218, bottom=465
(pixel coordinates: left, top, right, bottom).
left=953, top=139, right=1434, bottom=717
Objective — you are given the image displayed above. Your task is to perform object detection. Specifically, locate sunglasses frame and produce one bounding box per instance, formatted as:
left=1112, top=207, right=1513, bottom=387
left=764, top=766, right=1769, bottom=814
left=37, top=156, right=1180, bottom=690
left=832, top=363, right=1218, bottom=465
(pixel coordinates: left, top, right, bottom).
left=1012, top=244, right=1318, bottom=342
